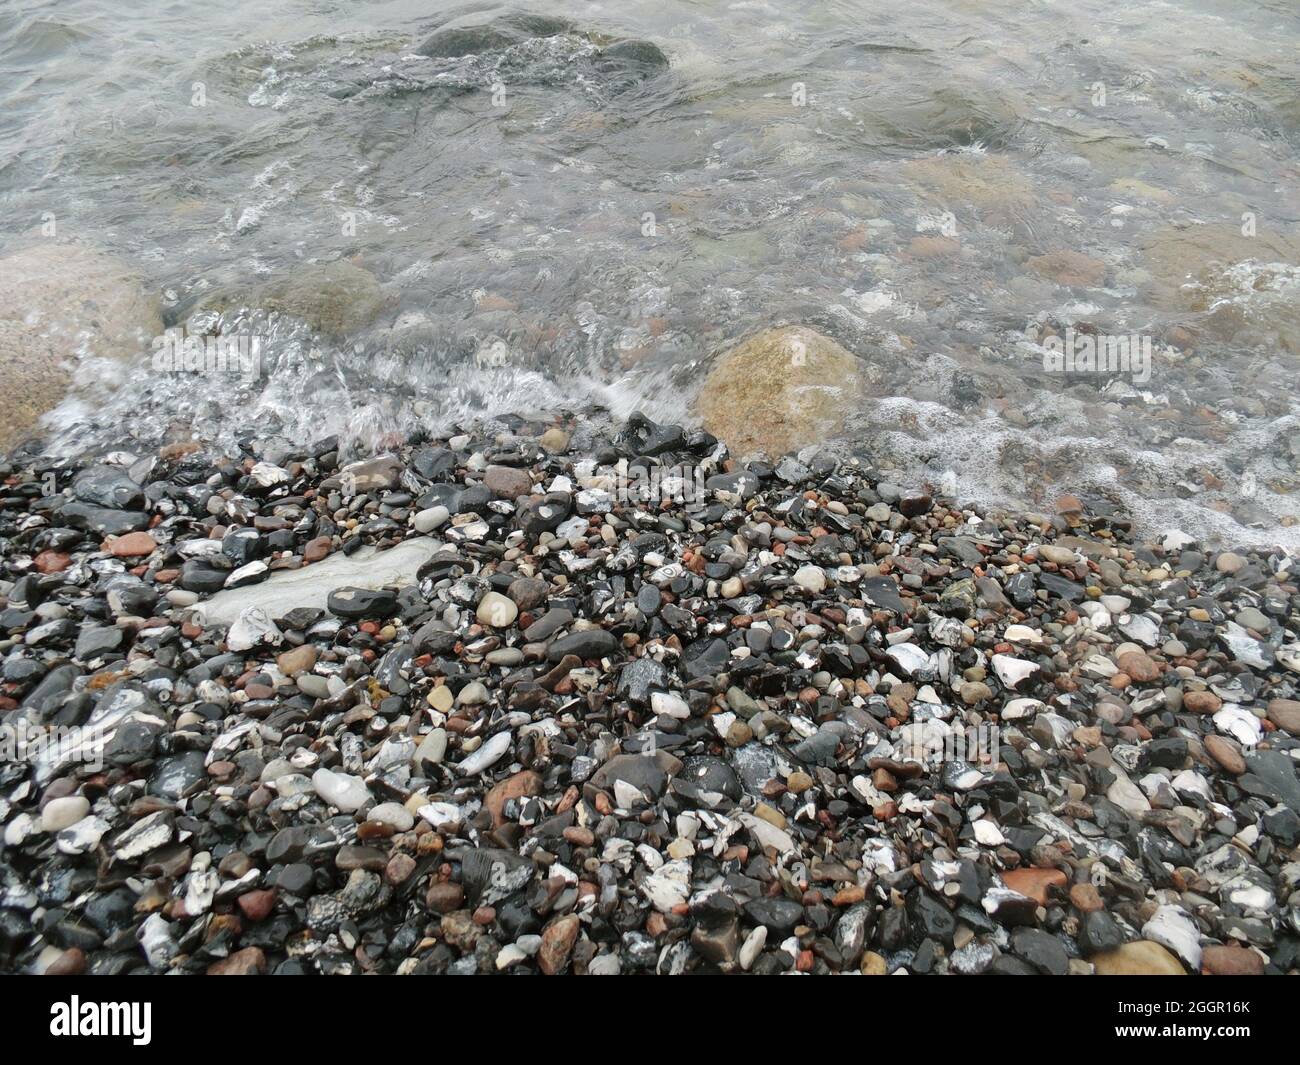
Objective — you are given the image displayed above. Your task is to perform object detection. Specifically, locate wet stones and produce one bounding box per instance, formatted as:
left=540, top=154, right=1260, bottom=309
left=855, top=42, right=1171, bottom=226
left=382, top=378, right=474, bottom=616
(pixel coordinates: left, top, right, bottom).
left=547, top=627, right=620, bottom=661
left=311, top=768, right=372, bottom=813
left=253, top=261, right=386, bottom=338
left=590, top=754, right=668, bottom=800
left=327, top=586, right=400, bottom=619
left=1011, top=928, right=1069, bottom=975
left=1266, top=698, right=1300, bottom=735
left=598, top=39, right=669, bottom=70
left=4, top=407, right=1300, bottom=979
left=483, top=464, right=532, bottom=500
left=476, top=590, right=519, bottom=628
left=462, top=847, right=534, bottom=907
left=0, top=242, right=162, bottom=448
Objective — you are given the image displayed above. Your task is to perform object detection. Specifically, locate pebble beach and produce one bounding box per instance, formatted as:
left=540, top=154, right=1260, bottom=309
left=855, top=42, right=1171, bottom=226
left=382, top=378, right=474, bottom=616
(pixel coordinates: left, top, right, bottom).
left=2, top=408, right=1298, bottom=976
left=1, top=0, right=1298, bottom=991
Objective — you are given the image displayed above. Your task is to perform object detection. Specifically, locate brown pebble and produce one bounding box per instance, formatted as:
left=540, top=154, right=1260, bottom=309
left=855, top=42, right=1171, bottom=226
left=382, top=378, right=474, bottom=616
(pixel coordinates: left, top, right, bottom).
left=1069, top=882, right=1104, bottom=913
left=539, top=914, right=580, bottom=975
left=207, top=946, right=266, bottom=975
left=44, top=947, right=87, bottom=976
left=1117, top=650, right=1160, bottom=683
left=1201, top=944, right=1264, bottom=976
left=1183, top=690, right=1222, bottom=714
left=1204, top=734, right=1246, bottom=775
left=34, top=550, right=71, bottom=573
left=1002, top=867, right=1066, bottom=906
left=303, top=536, right=332, bottom=563
left=1266, top=698, right=1300, bottom=735
left=236, top=889, right=276, bottom=922
left=105, top=531, right=158, bottom=557
left=485, top=769, right=544, bottom=828
left=385, top=852, right=417, bottom=886
left=563, top=826, right=596, bottom=847
left=425, top=882, right=465, bottom=913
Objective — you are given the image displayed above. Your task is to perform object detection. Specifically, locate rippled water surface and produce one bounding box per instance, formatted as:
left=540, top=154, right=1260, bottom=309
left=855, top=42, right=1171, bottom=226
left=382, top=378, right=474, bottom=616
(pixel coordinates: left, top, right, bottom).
left=2, top=0, right=1299, bottom=545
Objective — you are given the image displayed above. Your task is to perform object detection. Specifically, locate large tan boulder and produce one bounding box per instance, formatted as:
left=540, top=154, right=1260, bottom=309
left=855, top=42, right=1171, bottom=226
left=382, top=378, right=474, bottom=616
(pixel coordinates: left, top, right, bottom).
left=694, top=326, right=862, bottom=458
left=0, top=243, right=162, bottom=449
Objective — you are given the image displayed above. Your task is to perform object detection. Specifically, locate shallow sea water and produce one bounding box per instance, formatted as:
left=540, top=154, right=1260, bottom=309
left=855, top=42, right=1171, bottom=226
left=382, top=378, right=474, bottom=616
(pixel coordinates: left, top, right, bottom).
left=1, top=0, right=1299, bottom=546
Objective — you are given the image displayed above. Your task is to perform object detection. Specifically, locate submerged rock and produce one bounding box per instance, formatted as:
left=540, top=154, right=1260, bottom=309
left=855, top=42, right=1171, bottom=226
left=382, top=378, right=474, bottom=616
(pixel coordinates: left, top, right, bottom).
left=694, top=326, right=863, bottom=457
left=0, top=242, right=162, bottom=449
left=416, top=10, right=573, bottom=57
left=414, top=8, right=668, bottom=90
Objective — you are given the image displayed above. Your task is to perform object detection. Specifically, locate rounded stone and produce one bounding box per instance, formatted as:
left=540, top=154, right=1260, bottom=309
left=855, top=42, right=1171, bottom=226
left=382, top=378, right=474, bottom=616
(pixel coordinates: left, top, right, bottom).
left=476, top=590, right=519, bottom=629
left=41, top=796, right=91, bottom=833
left=793, top=565, right=827, bottom=593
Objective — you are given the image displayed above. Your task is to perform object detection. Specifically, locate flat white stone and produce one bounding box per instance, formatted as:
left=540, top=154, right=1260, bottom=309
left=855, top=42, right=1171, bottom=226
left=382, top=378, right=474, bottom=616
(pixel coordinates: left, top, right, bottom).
left=1171, top=770, right=1212, bottom=801
left=650, top=691, right=690, bottom=719
left=793, top=565, right=827, bottom=593
left=737, top=811, right=796, bottom=855
left=251, top=462, right=289, bottom=487
left=413, top=506, right=449, bottom=533
left=56, top=815, right=110, bottom=855
left=418, top=802, right=461, bottom=828
left=495, top=944, right=528, bottom=970
left=188, top=537, right=444, bottom=627
left=1001, top=698, right=1045, bottom=720
left=1118, top=613, right=1160, bottom=647
left=992, top=653, right=1039, bottom=688
left=614, top=779, right=647, bottom=809
left=311, top=767, right=372, bottom=812
left=1142, top=905, right=1201, bottom=970
left=457, top=730, right=511, bottom=775
left=368, top=802, right=415, bottom=831
left=226, top=606, right=283, bottom=652
left=738, top=926, right=767, bottom=971
left=476, top=590, right=518, bottom=628
left=1106, top=772, right=1150, bottom=816
left=41, top=795, right=90, bottom=833
left=113, top=810, right=174, bottom=861
left=1213, top=704, right=1262, bottom=746
left=640, top=858, right=692, bottom=912
left=1003, top=624, right=1043, bottom=645
left=886, top=642, right=931, bottom=677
